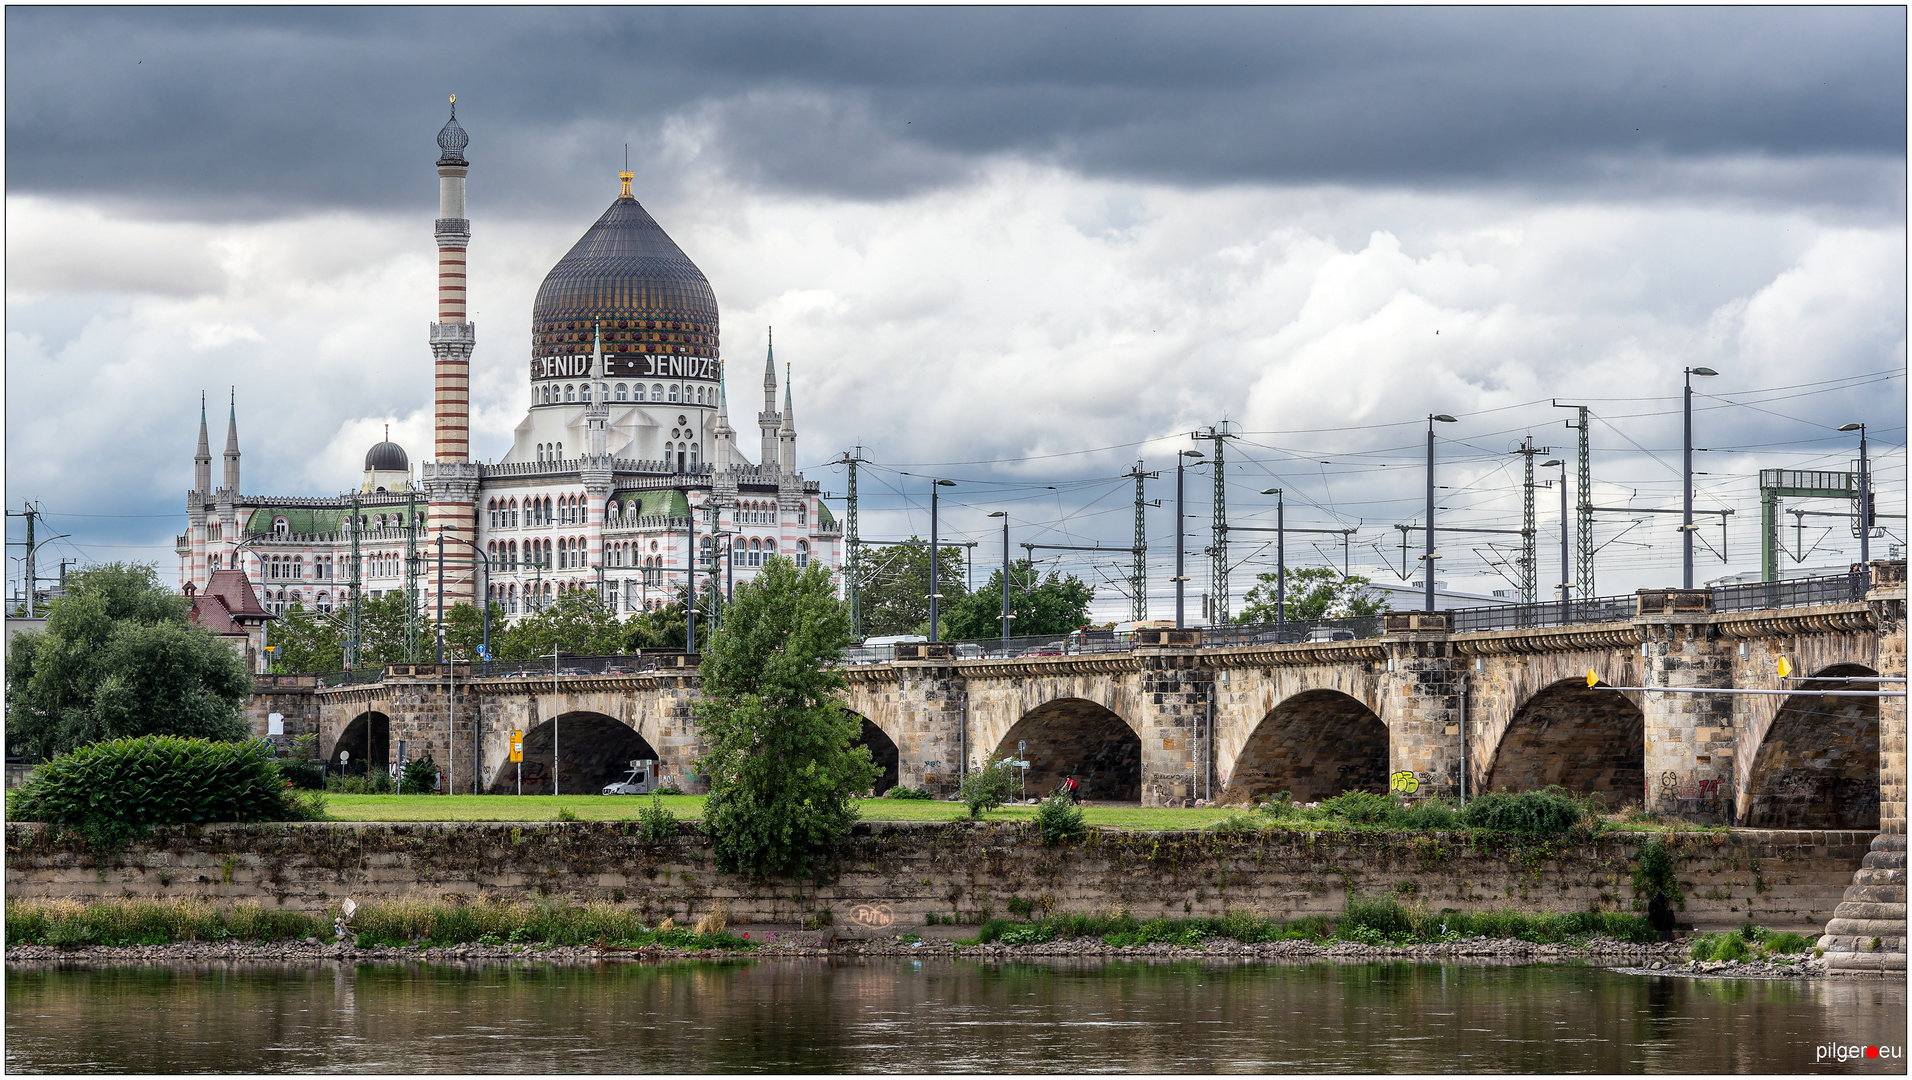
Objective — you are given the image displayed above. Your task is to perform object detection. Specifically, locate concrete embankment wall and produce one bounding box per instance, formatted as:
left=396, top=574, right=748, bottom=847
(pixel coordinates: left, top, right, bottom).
left=3, top=822, right=1872, bottom=935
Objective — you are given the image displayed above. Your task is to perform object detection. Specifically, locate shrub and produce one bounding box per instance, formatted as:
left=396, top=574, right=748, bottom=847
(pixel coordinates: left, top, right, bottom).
left=400, top=757, right=439, bottom=795
left=1400, top=800, right=1461, bottom=830
left=1034, top=792, right=1086, bottom=846
left=960, top=756, right=1018, bottom=819
left=327, top=770, right=395, bottom=795
left=8, top=735, right=309, bottom=850
left=1320, top=790, right=1400, bottom=826
left=1458, top=787, right=1586, bottom=837
left=883, top=786, right=933, bottom=800
left=278, top=759, right=327, bottom=790
left=637, top=792, right=677, bottom=842
left=652, top=783, right=684, bottom=796
left=1255, top=792, right=1298, bottom=819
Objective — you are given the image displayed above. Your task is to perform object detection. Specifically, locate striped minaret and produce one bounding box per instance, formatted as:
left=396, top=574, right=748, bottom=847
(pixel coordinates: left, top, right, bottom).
left=423, top=96, right=480, bottom=612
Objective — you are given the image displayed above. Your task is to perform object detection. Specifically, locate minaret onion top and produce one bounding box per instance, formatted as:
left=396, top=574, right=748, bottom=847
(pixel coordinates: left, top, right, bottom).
left=437, top=95, right=469, bottom=166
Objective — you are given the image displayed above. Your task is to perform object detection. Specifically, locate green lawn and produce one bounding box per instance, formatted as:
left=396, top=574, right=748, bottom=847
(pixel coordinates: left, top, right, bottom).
left=318, top=793, right=1241, bottom=830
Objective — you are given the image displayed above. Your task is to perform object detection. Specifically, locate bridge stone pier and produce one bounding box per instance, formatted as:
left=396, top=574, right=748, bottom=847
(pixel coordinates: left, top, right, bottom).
left=304, top=564, right=1906, bottom=834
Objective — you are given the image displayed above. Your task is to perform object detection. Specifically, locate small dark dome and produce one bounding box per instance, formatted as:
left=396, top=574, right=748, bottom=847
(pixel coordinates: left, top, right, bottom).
left=365, top=441, right=409, bottom=472
left=437, top=100, right=468, bottom=165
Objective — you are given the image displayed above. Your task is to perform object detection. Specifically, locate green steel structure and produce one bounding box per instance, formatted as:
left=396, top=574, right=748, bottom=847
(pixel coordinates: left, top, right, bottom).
left=1760, top=468, right=1864, bottom=582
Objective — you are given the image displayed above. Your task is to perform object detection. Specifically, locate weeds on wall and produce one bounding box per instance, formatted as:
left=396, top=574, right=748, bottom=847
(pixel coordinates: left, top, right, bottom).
left=4, top=896, right=753, bottom=952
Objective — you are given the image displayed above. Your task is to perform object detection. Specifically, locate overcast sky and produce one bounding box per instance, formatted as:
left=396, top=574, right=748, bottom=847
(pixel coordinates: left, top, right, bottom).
left=7, top=7, right=1906, bottom=617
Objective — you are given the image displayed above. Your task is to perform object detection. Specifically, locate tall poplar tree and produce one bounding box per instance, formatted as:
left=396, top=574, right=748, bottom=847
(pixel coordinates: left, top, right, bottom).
left=694, top=555, right=878, bottom=877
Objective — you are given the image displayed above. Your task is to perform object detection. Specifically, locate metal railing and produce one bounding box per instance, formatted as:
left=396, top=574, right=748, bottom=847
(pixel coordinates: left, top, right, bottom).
left=1712, top=568, right=1870, bottom=613
left=1445, top=595, right=1638, bottom=633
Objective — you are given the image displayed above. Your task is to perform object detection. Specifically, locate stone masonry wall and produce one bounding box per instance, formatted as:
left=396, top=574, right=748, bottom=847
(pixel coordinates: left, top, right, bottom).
left=5, top=822, right=1869, bottom=936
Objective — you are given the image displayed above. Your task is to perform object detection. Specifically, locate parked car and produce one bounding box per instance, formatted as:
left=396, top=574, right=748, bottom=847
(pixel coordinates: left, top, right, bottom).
left=1305, top=628, right=1357, bottom=643
left=954, top=643, right=986, bottom=660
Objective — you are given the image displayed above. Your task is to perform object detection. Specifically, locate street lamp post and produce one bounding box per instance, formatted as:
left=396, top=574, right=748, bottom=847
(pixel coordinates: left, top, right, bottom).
left=1176, top=450, right=1204, bottom=628
left=1425, top=415, right=1458, bottom=611
left=1682, top=366, right=1719, bottom=588
left=436, top=526, right=491, bottom=667
left=987, top=511, right=1010, bottom=656
left=1840, top=423, right=1871, bottom=568
left=1541, top=460, right=1568, bottom=621
left=1259, top=488, right=1284, bottom=641
left=928, top=480, right=956, bottom=642
left=435, top=532, right=446, bottom=663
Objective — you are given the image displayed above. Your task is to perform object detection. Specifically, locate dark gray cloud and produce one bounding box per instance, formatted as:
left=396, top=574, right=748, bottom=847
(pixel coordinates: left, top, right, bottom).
left=7, top=6, right=1903, bottom=219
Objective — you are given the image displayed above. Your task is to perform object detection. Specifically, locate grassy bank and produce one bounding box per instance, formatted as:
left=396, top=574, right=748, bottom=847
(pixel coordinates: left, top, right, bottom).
left=966, top=895, right=1660, bottom=949
left=4, top=897, right=748, bottom=952
left=7, top=894, right=1664, bottom=953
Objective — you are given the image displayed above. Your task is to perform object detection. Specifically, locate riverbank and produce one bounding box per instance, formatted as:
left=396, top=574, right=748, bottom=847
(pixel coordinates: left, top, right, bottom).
left=8, top=933, right=1884, bottom=978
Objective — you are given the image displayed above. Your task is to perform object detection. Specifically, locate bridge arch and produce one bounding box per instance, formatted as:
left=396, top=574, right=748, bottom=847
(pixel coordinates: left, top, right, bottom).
left=492, top=711, right=660, bottom=796
left=328, top=711, right=390, bottom=775
left=1481, top=678, right=1644, bottom=804
left=1220, top=689, right=1388, bottom=805
left=849, top=712, right=900, bottom=795
left=1742, top=663, right=1880, bottom=829
left=992, top=697, right=1140, bottom=803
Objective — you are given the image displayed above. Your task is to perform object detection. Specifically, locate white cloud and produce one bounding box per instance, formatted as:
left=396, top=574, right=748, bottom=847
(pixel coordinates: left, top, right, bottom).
left=5, top=162, right=1903, bottom=607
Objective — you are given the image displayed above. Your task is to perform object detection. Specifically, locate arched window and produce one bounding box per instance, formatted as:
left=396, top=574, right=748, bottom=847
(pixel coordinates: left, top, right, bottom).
left=668, top=384, right=680, bottom=403
left=565, top=385, right=576, bottom=403
left=615, top=383, right=628, bottom=402
left=798, top=502, right=807, bottom=524
left=581, top=384, right=591, bottom=403
left=797, top=539, right=810, bottom=568
left=690, top=444, right=699, bottom=469
left=651, top=384, right=664, bottom=402
left=555, top=442, right=562, bottom=459
left=273, top=517, right=289, bottom=536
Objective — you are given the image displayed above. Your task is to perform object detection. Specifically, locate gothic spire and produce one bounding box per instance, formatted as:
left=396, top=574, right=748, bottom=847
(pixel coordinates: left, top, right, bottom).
left=222, top=387, right=241, bottom=493
left=194, top=392, right=212, bottom=495
left=781, top=362, right=795, bottom=433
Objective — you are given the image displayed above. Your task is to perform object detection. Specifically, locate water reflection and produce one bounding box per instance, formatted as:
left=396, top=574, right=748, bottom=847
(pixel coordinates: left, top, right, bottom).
left=6, top=957, right=1904, bottom=1074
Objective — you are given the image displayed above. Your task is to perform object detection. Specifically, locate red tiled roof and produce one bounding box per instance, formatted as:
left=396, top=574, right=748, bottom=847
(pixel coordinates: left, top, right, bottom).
left=189, top=571, right=272, bottom=633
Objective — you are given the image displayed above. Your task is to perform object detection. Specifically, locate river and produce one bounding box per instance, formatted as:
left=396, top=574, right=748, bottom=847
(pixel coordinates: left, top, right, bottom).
left=6, top=957, right=1905, bottom=1073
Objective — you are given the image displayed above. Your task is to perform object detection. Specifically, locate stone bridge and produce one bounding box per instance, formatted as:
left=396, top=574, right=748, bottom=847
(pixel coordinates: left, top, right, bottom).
left=277, top=569, right=1906, bottom=830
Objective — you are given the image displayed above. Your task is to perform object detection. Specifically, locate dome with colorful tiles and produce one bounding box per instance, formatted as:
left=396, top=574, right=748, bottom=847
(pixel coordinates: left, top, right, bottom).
left=530, top=185, right=720, bottom=365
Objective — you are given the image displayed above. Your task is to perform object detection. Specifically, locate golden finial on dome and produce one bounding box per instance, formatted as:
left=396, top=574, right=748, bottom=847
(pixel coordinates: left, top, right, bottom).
left=619, top=171, right=634, bottom=198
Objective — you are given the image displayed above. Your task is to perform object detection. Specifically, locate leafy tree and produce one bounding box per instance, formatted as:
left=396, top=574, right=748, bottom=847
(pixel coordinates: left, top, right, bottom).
left=442, top=601, right=507, bottom=661
left=695, top=555, right=879, bottom=877
left=494, top=587, right=625, bottom=660
left=5, top=563, right=252, bottom=760
left=268, top=601, right=346, bottom=673
left=1238, top=567, right=1389, bottom=625
left=960, top=754, right=1018, bottom=819
left=623, top=591, right=689, bottom=652
left=853, top=539, right=967, bottom=638
left=942, top=560, right=1096, bottom=641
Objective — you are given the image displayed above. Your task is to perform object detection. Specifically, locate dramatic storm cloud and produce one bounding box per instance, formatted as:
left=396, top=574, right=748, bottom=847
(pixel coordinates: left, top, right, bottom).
left=6, top=7, right=1904, bottom=612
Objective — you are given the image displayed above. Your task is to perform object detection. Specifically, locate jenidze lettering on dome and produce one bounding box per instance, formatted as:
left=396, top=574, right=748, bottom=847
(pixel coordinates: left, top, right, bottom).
left=177, top=103, right=841, bottom=654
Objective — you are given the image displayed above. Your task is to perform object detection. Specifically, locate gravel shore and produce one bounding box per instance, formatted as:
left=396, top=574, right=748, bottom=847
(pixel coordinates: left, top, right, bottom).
left=6, top=933, right=1879, bottom=977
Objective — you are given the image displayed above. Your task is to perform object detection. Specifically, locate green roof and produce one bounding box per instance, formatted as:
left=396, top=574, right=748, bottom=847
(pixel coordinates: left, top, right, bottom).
left=611, top=490, right=690, bottom=520
left=817, top=500, right=836, bottom=528
left=246, top=506, right=418, bottom=536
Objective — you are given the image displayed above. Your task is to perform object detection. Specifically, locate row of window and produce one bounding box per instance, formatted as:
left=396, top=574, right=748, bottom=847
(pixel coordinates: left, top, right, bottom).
left=488, top=494, right=802, bottom=530
left=269, top=513, right=413, bottom=536
left=535, top=382, right=714, bottom=407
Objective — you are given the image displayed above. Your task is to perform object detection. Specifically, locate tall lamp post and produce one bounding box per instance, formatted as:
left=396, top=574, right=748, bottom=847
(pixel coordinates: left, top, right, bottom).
left=1682, top=366, right=1719, bottom=588
left=436, top=526, right=491, bottom=666
left=987, top=511, right=1010, bottom=656
left=1541, top=460, right=1568, bottom=621
left=1258, top=488, right=1285, bottom=641
left=1840, top=423, right=1871, bottom=568
left=928, top=479, right=956, bottom=642
left=1175, top=450, right=1205, bottom=628
left=1425, top=414, right=1458, bottom=611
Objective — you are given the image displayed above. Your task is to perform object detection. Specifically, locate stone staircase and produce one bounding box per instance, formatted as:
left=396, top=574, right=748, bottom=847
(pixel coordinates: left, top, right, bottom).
left=1818, top=833, right=1907, bottom=973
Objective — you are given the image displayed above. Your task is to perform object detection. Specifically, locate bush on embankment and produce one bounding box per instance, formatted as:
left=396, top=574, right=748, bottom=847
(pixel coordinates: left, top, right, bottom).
left=1219, top=786, right=1599, bottom=839
left=1687, top=924, right=1816, bottom=962
left=3, top=897, right=750, bottom=952
left=5, top=735, right=325, bottom=850
left=970, top=893, right=1655, bottom=949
